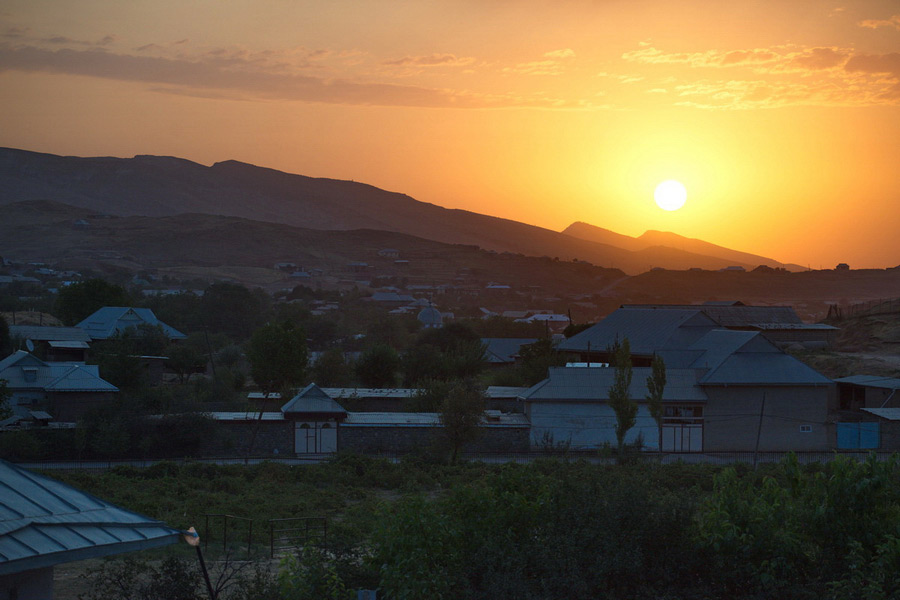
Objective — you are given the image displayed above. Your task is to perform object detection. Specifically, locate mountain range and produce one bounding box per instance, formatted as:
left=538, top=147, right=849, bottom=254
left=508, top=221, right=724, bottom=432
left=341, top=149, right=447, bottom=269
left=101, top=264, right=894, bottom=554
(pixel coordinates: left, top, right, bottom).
left=0, top=147, right=800, bottom=274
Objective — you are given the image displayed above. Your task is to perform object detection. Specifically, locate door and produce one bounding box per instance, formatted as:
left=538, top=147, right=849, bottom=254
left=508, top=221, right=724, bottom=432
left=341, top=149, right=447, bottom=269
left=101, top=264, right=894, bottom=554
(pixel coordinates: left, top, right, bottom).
left=319, top=422, right=337, bottom=453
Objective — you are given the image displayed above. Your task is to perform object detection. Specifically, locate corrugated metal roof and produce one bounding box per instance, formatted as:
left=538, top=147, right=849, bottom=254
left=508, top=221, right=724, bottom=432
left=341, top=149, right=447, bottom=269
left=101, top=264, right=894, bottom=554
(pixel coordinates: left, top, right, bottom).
left=342, top=411, right=530, bottom=427
left=481, top=338, right=539, bottom=364
left=558, top=308, right=717, bottom=355
left=282, top=383, right=348, bottom=415
left=0, top=460, right=180, bottom=576
left=208, top=412, right=285, bottom=421
left=0, top=352, right=117, bottom=393
left=323, top=388, right=417, bottom=399
left=519, top=366, right=708, bottom=402
left=699, top=353, right=832, bottom=385
left=47, top=340, right=90, bottom=349
left=485, top=386, right=531, bottom=398
left=621, top=304, right=804, bottom=327
left=750, top=323, right=838, bottom=331
left=8, top=326, right=92, bottom=343
left=76, top=307, right=186, bottom=340
left=834, top=376, right=900, bottom=390
left=861, top=408, right=900, bottom=421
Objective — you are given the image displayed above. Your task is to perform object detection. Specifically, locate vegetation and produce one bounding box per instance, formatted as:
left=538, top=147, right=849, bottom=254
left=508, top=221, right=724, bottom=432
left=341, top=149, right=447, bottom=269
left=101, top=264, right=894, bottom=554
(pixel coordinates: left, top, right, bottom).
left=646, top=353, right=666, bottom=451
left=607, top=338, right=636, bottom=462
left=55, top=278, right=131, bottom=325
left=56, top=454, right=900, bottom=600
left=438, top=380, right=486, bottom=463
left=246, top=321, right=308, bottom=395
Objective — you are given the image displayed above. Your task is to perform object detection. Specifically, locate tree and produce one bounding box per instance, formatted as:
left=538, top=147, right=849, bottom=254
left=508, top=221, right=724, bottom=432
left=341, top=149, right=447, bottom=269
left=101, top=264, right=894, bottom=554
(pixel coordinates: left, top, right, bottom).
left=646, top=354, right=667, bottom=453
left=439, top=380, right=486, bottom=463
left=246, top=321, right=308, bottom=395
left=164, top=343, right=207, bottom=384
left=0, top=313, right=10, bottom=356
left=356, top=344, right=400, bottom=388
left=311, top=348, right=354, bottom=387
left=517, top=338, right=566, bottom=386
left=55, top=279, right=130, bottom=325
left=607, top=338, right=636, bottom=463
left=0, top=379, right=12, bottom=421
left=402, top=323, right=486, bottom=385
left=202, top=283, right=267, bottom=342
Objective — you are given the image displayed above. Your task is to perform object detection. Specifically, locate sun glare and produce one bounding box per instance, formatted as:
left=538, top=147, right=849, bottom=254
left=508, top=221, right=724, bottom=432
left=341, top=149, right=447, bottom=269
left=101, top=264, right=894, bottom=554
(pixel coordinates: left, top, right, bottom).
left=654, top=180, right=687, bottom=211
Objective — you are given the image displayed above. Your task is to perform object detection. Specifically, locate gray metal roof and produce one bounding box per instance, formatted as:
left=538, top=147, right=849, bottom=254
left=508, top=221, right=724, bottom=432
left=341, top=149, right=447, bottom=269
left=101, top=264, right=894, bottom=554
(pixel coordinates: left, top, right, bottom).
left=519, top=366, right=708, bottom=402
left=699, top=353, right=832, bottom=386
left=76, top=307, right=186, bottom=340
left=558, top=308, right=718, bottom=355
left=0, top=351, right=118, bottom=393
left=282, top=383, right=348, bottom=415
left=0, top=460, right=180, bottom=576
left=208, top=412, right=285, bottom=421
left=834, top=375, right=900, bottom=390
left=621, top=303, right=805, bottom=327
left=861, top=408, right=900, bottom=421
left=8, top=326, right=92, bottom=343
left=481, top=338, right=539, bottom=364
left=342, top=411, right=530, bottom=427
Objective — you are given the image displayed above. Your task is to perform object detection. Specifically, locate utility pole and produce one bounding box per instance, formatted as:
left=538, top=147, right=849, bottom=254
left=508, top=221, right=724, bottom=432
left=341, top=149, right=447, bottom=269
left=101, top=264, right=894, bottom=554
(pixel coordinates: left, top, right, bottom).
left=753, top=392, right=766, bottom=470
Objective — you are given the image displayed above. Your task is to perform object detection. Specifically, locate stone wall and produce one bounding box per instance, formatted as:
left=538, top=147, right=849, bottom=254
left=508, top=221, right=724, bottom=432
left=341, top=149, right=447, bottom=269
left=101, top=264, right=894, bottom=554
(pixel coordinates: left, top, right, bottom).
left=338, top=425, right=530, bottom=454
left=218, top=420, right=294, bottom=456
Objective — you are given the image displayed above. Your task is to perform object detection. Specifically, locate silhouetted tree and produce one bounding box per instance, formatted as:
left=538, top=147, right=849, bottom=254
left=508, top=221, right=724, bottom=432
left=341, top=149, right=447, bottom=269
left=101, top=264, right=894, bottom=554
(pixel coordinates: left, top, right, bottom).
left=202, top=283, right=267, bottom=342
left=608, top=338, right=636, bottom=463
left=311, top=348, right=354, bottom=387
left=246, top=321, right=308, bottom=395
left=0, top=380, right=11, bottom=421
left=55, top=279, right=130, bottom=325
left=356, top=344, right=400, bottom=388
left=0, top=314, right=10, bottom=356
left=646, top=354, right=667, bottom=453
left=518, top=338, right=567, bottom=385
left=439, top=380, right=486, bottom=463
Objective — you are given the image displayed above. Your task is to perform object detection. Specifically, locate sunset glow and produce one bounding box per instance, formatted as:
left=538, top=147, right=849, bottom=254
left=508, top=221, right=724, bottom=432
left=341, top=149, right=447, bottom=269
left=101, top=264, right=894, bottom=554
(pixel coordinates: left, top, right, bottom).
left=2, top=1, right=899, bottom=268
left=654, top=181, right=687, bottom=212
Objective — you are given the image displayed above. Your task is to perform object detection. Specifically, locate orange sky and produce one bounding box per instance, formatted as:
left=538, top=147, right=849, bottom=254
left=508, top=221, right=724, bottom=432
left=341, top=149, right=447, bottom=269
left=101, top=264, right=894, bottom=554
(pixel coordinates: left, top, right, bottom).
left=2, top=0, right=899, bottom=269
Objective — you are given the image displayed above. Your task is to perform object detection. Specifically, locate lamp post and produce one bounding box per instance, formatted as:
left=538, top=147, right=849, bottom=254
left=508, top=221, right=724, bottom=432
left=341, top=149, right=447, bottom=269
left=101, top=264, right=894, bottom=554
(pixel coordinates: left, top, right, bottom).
left=184, top=526, right=217, bottom=600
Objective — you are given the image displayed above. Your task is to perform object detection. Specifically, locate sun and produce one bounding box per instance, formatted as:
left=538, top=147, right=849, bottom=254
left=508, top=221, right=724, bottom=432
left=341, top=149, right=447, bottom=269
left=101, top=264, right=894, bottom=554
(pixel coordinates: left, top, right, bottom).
left=654, top=180, right=687, bottom=211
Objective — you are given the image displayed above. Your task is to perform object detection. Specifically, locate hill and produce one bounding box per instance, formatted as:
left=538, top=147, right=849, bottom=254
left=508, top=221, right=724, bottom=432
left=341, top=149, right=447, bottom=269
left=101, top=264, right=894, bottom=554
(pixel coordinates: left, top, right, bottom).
left=0, top=147, right=793, bottom=274
left=563, top=221, right=803, bottom=271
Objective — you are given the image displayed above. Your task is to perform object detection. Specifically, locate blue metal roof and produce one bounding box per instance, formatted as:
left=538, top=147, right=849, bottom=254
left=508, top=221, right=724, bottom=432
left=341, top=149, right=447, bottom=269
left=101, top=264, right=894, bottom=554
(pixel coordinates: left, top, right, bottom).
left=282, top=383, right=348, bottom=415
left=699, top=353, right=832, bottom=386
left=481, top=338, right=540, bottom=364
left=519, top=366, right=708, bottom=402
left=0, top=351, right=118, bottom=393
left=558, top=308, right=718, bottom=355
left=834, top=375, right=900, bottom=390
left=76, top=307, right=186, bottom=340
left=0, top=460, right=180, bottom=576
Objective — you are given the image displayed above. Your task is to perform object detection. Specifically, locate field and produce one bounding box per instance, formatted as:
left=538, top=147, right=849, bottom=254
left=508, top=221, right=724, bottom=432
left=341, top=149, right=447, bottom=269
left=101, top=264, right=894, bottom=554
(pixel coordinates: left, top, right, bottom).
left=48, top=453, right=900, bottom=600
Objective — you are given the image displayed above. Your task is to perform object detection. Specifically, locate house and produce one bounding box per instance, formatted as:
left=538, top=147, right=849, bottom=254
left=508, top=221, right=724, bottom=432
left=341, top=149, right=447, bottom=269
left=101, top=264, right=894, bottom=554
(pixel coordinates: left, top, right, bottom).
left=620, top=302, right=838, bottom=349
left=481, top=338, right=539, bottom=367
left=0, top=351, right=119, bottom=421
left=0, top=460, right=181, bottom=599
left=76, top=307, right=186, bottom=341
left=8, top=325, right=93, bottom=362
left=539, top=308, right=833, bottom=452
left=377, top=248, right=400, bottom=259
left=832, top=375, right=900, bottom=450
left=281, top=383, right=348, bottom=453
left=417, top=306, right=443, bottom=329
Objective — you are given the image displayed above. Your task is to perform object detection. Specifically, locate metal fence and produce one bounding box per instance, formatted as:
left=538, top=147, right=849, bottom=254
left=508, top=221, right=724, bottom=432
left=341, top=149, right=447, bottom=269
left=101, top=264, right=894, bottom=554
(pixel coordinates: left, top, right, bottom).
left=831, top=297, right=900, bottom=320
left=13, top=449, right=900, bottom=471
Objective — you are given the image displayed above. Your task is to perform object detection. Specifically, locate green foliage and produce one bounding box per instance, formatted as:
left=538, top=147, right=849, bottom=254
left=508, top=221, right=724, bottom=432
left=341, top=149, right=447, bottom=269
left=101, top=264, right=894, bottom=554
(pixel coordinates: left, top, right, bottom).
left=402, top=322, right=486, bottom=385
left=247, top=321, right=308, bottom=394
left=355, top=344, right=400, bottom=387
left=517, top=338, right=566, bottom=385
left=405, top=378, right=453, bottom=412
left=0, top=313, right=10, bottom=356
left=202, top=283, right=268, bottom=342
left=563, top=321, right=594, bottom=338
left=646, top=353, right=666, bottom=450
left=55, top=278, right=131, bottom=325
left=608, top=337, right=636, bottom=461
left=439, top=380, right=486, bottom=462
left=311, top=348, right=355, bottom=387
left=278, top=546, right=351, bottom=600
left=164, top=342, right=207, bottom=383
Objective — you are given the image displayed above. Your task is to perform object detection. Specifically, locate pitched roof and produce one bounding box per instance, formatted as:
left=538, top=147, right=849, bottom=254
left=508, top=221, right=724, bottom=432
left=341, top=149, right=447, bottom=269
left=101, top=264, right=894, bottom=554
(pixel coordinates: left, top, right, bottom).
left=0, top=351, right=117, bottom=393
left=519, top=366, right=708, bottom=402
left=76, top=307, right=186, bottom=340
left=620, top=303, right=804, bottom=327
left=8, top=326, right=92, bottom=343
left=0, top=460, right=180, bottom=576
left=481, top=338, right=539, bottom=364
left=834, top=375, right=900, bottom=390
left=281, top=383, right=348, bottom=416
left=698, top=353, right=832, bottom=385
left=558, top=308, right=718, bottom=355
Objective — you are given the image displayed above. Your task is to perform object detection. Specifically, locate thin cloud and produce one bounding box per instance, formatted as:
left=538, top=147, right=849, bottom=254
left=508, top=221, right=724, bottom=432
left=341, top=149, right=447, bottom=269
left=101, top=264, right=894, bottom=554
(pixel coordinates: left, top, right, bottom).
left=383, top=53, right=474, bottom=67
left=858, top=15, right=900, bottom=30
left=544, top=48, right=575, bottom=58
left=3, top=26, right=30, bottom=39
left=0, top=43, right=576, bottom=109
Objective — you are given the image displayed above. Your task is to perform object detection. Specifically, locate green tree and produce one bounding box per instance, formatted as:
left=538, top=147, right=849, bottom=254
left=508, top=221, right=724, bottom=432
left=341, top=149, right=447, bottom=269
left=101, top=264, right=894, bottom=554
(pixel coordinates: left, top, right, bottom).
left=247, top=321, right=308, bottom=395
left=608, top=337, right=636, bottom=463
left=517, top=338, right=566, bottom=385
left=202, top=282, right=267, bottom=342
left=311, top=348, right=354, bottom=387
left=646, top=353, right=667, bottom=453
left=164, top=343, right=206, bottom=383
left=55, top=279, right=130, bottom=325
left=356, top=344, right=400, bottom=388
left=439, top=380, right=486, bottom=463
left=402, top=323, right=486, bottom=385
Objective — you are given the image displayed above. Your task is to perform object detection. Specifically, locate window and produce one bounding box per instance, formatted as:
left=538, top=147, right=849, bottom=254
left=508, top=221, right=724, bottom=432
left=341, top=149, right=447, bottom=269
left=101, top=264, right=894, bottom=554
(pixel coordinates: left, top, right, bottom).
left=799, top=425, right=812, bottom=433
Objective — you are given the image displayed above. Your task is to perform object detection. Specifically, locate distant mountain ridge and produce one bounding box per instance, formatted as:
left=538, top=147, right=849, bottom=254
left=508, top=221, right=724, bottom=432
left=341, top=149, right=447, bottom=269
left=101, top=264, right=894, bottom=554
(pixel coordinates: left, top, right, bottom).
left=563, top=222, right=803, bottom=271
left=0, top=147, right=797, bottom=274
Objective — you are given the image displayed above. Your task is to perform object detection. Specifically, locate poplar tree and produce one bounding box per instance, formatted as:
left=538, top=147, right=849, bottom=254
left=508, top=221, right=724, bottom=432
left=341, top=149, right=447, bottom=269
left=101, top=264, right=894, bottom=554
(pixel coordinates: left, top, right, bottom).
left=646, top=353, right=667, bottom=453
left=608, top=338, right=636, bottom=463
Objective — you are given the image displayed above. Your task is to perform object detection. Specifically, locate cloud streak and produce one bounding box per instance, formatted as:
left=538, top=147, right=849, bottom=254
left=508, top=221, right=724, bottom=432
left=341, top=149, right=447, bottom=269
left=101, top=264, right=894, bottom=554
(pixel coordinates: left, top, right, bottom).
left=0, top=43, right=574, bottom=109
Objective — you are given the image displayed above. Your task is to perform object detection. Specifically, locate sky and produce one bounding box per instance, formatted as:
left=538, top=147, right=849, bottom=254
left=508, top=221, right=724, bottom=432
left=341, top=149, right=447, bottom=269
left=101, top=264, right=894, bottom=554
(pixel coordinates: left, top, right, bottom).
left=1, top=0, right=899, bottom=269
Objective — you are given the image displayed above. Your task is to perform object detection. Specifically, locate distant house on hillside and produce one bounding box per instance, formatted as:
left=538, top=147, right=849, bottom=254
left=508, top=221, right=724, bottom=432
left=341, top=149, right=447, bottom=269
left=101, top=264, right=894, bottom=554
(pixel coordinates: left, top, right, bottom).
left=76, top=307, right=186, bottom=341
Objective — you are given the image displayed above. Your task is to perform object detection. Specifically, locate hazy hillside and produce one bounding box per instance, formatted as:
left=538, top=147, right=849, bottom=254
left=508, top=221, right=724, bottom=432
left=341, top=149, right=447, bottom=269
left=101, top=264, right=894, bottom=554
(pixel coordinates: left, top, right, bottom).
left=563, top=221, right=802, bottom=271
left=1, top=147, right=792, bottom=274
